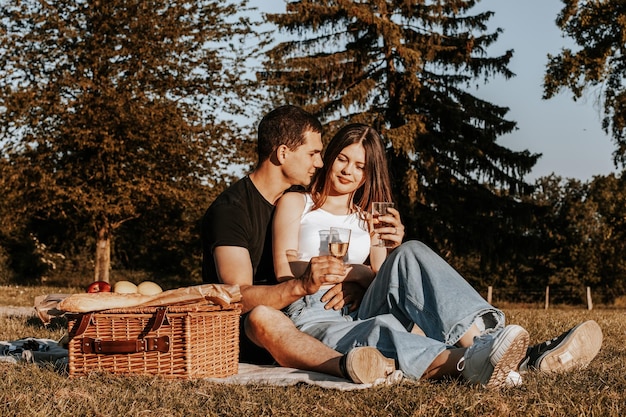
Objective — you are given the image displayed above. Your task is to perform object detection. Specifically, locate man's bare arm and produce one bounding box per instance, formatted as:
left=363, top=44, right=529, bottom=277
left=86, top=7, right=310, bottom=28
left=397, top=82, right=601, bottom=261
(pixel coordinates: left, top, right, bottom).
left=213, top=246, right=346, bottom=313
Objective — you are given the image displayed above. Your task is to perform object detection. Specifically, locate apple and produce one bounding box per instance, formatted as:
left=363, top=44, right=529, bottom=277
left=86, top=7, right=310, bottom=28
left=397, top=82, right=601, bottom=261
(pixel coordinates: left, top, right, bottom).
left=86, top=280, right=112, bottom=293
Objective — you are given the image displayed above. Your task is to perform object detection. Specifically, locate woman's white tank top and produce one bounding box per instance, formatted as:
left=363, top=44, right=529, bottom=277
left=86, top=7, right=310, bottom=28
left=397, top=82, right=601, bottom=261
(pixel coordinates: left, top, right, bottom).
left=297, top=194, right=370, bottom=264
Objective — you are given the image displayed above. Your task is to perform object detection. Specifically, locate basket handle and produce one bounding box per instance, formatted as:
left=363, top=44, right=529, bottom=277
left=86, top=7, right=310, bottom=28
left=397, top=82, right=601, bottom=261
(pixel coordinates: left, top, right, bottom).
left=147, top=307, right=169, bottom=334
left=70, top=307, right=169, bottom=338
left=72, top=307, right=171, bottom=354
left=70, top=312, right=94, bottom=338
left=81, top=336, right=170, bottom=354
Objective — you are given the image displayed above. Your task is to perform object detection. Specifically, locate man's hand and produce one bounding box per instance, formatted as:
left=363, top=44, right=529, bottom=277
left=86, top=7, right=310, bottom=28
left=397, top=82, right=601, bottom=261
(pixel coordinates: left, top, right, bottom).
left=298, top=256, right=349, bottom=295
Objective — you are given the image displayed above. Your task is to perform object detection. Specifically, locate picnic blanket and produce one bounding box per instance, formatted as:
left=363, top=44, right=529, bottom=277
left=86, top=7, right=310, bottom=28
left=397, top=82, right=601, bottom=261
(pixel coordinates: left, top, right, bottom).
left=0, top=336, right=403, bottom=390
left=206, top=364, right=403, bottom=390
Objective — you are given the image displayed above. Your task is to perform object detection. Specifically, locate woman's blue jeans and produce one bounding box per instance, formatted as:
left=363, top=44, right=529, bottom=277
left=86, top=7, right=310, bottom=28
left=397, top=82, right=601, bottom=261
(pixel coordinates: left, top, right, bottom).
left=284, top=240, right=504, bottom=379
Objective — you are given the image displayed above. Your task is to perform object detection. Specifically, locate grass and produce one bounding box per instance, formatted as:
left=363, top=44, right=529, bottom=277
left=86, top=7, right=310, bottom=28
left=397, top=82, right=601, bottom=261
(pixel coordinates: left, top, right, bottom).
left=1, top=285, right=624, bottom=416
left=0, top=284, right=82, bottom=307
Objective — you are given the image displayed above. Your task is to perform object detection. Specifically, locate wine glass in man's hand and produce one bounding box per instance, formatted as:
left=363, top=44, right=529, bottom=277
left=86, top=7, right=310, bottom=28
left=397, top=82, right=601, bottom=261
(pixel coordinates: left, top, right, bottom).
left=328, top=227, right=351, bottom=263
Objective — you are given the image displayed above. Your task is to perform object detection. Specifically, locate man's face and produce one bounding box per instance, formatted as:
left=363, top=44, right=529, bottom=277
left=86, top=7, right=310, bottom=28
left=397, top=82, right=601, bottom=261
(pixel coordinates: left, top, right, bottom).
left=283, top=130, right=324, bottom=187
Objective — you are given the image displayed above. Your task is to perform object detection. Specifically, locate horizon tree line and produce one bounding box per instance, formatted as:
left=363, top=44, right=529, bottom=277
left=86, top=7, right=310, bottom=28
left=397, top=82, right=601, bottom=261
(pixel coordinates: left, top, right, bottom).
left=1, top=0, right=624, bottom=304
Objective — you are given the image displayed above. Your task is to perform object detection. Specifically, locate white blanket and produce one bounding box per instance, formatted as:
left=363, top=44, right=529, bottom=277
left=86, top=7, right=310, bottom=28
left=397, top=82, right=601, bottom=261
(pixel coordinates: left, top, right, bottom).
left=206, top=363, right=403, bottom=390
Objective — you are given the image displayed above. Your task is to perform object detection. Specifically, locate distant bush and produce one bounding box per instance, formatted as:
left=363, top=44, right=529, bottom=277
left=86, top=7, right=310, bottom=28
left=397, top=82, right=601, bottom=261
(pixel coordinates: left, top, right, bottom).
left=0, top=245, right=14, bottom=285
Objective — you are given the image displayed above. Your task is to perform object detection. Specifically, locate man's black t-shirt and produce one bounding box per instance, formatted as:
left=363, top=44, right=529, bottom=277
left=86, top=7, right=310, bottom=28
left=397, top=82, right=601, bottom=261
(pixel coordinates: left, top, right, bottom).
left=201, top=176, right=279, bottom=365
left=201, top=176, right=277, bottom=286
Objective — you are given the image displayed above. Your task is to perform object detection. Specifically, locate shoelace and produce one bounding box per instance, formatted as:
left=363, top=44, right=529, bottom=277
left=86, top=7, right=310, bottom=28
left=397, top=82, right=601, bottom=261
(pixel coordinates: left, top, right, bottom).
left=456, top=356, right=466, bottom=372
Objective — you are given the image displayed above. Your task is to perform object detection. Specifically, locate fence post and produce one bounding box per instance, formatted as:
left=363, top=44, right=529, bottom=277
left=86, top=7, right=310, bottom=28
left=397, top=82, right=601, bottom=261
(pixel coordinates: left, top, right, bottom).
left=587, top=286, right=593, bottom=310
left=487, top=286, right=492, bottom=304
left=545, top=286, right=549, bottom=310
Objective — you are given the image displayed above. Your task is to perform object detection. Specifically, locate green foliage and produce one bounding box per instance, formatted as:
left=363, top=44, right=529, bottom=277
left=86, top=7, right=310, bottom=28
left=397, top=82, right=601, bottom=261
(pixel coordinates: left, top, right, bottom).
left=522, top=173, right=626, bottom=304
left=261, top=0, right=540, bottom=273
left=527, top=176, right=603, bottom=303
left=544, top=0, right=626, bottom=164
left=0, top=246, right=14, bottom=285
left=586, top=174, right=626, bottom=300
left=0, top=0, right=259, bottom=283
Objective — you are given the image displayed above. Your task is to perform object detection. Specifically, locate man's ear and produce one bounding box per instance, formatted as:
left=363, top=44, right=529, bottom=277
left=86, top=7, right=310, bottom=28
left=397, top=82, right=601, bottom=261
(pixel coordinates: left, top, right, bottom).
left=269, top=144, right=288, bottom=166
left=276, top=144, right=289, bottom=164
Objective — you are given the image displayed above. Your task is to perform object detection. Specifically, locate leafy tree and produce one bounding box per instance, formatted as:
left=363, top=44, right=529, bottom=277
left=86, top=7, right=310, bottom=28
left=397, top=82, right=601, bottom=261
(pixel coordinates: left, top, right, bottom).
left=544, top=0, right=626, bottom=164
left=524, top=173, right=626, bottom=304
left=261, top=0, right=540, bottom=275
left=587, top=173, right=626, bottom=301
left=527, top=176, right=606, bottom=304
left=0, top=0, right=259, bottom=283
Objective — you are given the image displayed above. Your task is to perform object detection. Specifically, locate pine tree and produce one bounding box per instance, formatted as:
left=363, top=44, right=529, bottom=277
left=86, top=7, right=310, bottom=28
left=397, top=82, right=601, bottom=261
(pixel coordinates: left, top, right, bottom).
left=0, top=0, right=259, bottom=283
left=261, top=0, right=539, bottom=277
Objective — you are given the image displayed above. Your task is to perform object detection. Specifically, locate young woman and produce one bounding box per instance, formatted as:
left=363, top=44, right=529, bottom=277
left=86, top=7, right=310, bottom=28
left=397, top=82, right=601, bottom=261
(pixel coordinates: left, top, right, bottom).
left=271, top=123, right=540, bottom=389
left=272, top=123, right=403, bottom=321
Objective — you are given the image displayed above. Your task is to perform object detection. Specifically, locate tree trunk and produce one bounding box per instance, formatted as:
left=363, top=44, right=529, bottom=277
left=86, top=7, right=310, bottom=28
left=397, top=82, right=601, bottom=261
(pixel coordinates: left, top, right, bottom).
left=94, top=226, right=111, bottom=283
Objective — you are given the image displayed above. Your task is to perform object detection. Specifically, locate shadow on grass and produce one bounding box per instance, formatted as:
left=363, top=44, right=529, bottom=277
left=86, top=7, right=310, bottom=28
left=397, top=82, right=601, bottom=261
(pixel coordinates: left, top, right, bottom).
left=25, top=315, right=68, bottom=332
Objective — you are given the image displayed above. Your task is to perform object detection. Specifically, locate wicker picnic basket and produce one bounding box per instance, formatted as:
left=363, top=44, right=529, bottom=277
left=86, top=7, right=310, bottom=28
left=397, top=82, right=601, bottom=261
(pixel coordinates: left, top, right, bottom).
left=66, top=302, right=241, bottom=379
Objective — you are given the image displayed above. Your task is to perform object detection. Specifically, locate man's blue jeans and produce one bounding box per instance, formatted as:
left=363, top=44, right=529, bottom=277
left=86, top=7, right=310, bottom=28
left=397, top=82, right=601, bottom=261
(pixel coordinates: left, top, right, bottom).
left=284, top=240, right=504, bottom=379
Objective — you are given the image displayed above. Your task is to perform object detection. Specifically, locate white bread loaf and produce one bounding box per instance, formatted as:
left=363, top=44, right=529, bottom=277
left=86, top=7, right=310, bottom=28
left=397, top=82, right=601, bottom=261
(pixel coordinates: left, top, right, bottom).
left=58, top=284, right=241, bottom=312
left=58, top=292, right=152, bottom=312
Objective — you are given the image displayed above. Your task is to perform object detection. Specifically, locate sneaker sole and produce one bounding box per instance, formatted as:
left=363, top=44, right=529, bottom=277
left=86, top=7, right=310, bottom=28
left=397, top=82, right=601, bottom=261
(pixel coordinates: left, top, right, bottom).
left=346, top=347, right=396, bottom=384
left=487, top=325, right=529, bottom=389
left=537, top=320, right=603, bottom=373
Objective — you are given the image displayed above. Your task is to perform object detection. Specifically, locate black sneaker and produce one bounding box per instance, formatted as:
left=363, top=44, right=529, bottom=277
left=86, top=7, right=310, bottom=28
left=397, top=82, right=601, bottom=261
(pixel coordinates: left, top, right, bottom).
left=519, top=320, right=603, bottom=373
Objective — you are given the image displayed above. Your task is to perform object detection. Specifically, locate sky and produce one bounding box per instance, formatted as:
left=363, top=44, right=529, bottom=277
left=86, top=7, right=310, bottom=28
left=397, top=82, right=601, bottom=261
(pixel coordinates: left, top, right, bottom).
left=474, top=0, right=617, bottom=182
left=250, top=0, right=618, bottom=182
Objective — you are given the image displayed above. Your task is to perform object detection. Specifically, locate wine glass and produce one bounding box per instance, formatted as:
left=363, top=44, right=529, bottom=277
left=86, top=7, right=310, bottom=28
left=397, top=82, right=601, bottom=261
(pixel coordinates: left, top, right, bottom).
left=371, top=202, right=395, bottom=247
left=328, top=227, right=351, bottom=263
left=318, top=229, right=330, bottom=256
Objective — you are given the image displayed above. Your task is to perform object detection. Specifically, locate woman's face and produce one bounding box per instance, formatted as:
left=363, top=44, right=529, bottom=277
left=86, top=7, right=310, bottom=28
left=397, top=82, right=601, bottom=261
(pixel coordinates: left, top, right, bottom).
left=329, top=142, right=366, bottom=195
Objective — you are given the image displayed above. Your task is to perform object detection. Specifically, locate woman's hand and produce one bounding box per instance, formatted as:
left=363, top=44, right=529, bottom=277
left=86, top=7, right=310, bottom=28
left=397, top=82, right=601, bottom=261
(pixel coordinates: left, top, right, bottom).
left=372, top=207, right=405, bottom=249
left=321, top=281, right=366, bottom=312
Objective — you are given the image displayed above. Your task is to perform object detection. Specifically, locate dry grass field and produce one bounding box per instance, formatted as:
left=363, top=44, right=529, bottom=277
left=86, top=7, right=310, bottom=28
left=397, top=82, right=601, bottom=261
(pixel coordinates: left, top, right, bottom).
left=1, top=285, right=624, bottom=417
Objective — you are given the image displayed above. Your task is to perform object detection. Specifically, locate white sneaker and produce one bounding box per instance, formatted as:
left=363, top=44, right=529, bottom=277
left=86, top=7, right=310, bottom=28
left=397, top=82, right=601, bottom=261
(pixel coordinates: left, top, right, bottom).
left=459, top=325, right=529, bottom=389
